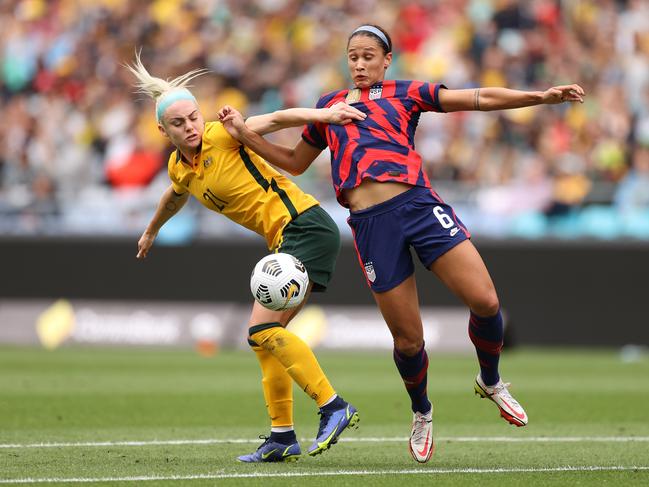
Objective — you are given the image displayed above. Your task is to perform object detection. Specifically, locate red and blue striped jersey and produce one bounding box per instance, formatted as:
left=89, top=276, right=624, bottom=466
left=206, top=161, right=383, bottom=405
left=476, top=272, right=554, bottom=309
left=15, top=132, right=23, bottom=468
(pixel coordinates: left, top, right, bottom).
left=302, top=79, right=446, bottom=207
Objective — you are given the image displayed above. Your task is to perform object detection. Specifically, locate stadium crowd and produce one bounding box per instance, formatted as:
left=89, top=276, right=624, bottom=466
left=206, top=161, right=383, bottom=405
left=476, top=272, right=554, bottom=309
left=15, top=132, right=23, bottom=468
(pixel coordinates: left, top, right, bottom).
left=1, top=0, right=648, bottom=239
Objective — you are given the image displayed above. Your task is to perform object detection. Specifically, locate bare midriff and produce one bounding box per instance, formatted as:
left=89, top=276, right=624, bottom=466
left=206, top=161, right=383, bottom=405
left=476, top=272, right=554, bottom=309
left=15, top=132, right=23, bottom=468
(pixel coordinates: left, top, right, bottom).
left=342, top=179, right=414, bottom=212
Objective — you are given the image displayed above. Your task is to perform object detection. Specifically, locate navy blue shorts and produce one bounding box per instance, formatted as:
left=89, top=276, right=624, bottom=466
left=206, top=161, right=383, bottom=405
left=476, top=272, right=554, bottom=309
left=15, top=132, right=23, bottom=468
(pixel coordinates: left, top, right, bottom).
left=347, top=186, right=470, bottom=292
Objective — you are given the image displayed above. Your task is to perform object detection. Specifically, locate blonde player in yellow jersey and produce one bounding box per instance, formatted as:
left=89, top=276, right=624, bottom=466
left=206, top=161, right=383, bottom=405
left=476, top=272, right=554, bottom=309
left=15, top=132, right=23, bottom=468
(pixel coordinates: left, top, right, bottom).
left=128, top=54, right=365, bottom=463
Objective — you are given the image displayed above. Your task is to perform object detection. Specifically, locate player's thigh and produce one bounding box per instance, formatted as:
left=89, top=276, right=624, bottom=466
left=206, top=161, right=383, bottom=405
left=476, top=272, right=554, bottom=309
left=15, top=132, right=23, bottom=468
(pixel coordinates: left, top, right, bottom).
left=347, top=203, right=414, bottom=293
left=372, top=274, right=424, bottom=345
left=247, top=283, right=314, bottom=329
left=429, top=240, right=499, bottom=314
left=277, top=205, right=340, bottom=293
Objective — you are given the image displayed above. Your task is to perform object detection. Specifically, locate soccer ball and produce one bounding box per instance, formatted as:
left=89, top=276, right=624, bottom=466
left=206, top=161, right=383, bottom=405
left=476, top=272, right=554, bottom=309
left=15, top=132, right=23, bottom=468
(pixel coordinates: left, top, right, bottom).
left=250, top=253, right=309, bottom=311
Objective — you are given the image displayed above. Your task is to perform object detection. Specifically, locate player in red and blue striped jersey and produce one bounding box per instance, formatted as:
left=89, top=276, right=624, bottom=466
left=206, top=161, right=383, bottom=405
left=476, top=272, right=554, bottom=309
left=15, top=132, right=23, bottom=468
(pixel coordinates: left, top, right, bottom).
left=219, top=23, right=585, bottom=463
left=302, top=78, right=447, bottom=208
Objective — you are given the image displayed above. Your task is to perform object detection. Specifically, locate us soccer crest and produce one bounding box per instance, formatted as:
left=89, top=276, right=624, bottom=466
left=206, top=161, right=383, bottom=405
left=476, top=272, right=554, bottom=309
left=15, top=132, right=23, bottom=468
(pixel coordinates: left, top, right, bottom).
left=346, top=89, right=361, bottom=104
left=364, top=261, right=376, bottom=283
left=369, top=86, right=383, bottom=100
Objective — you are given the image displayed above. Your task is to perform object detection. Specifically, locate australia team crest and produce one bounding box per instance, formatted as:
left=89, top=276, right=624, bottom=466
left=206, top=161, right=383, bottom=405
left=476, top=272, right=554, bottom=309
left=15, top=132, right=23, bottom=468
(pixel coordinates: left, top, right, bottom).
left=346, top=88, right=361, bottom=104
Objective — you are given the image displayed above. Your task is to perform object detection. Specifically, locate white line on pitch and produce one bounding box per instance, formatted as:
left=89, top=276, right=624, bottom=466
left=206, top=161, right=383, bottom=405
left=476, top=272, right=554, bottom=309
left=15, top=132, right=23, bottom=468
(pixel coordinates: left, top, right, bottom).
left=1, top=436, right=649, bottom=449
left=0, top=466, right=647, bottom=484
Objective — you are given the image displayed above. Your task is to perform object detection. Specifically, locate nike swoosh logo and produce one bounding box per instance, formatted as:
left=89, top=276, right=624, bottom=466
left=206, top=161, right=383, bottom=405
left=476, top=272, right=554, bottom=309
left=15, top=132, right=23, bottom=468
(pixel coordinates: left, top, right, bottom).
left=282, top=446, right=294, bottom=457
left=320, top=426, right=339, bottom=447
left=500, top=398, right=526, bottom=420
left=281, top=283, right=299, bottom=308
left=261, top=449, right=278, bottom=459
left=450, top=228, right=459, bottom=236
left=416, top=428, right=431, bottom=457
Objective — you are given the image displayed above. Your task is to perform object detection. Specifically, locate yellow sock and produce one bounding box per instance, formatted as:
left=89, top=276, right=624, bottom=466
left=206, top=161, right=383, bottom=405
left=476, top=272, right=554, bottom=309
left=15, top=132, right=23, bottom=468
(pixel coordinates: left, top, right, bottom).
left=249, top=339, right=293, bottom=428
left=249, top=323, right=335, bottom=407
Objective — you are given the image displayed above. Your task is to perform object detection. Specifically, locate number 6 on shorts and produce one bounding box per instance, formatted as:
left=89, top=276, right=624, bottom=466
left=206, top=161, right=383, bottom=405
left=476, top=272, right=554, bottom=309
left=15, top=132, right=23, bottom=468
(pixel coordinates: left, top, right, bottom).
left=433, top=206, right=454, bottom=229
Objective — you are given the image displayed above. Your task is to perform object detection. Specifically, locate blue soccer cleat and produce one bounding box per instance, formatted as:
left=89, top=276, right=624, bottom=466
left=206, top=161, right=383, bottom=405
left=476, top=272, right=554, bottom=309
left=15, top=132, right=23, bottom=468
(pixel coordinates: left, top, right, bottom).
left=308, top=401, right=360, bottom=456
left=237, top=435, right=301, bottom=463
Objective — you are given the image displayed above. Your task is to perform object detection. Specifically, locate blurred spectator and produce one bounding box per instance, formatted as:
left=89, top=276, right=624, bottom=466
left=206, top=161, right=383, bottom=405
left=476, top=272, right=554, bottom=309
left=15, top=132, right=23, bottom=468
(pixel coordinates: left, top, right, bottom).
left=0, top=0, right=647, bottom=239
left=545, top=153, right=592, bottom=218
left=615, top=144, right=649, bottom=212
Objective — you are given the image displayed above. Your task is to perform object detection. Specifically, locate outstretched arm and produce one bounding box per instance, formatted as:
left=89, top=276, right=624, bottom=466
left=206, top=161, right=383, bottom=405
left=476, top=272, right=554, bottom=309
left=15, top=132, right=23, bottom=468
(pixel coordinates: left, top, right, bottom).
left=219, top=107, right=321, bottom=175
left=439, top=84, right=585, bottom=112
left=137, top=185, right=190, bottom=259
left=237, top=127, right=321, bottom=176
left=218, top=102, right=366, bottom=136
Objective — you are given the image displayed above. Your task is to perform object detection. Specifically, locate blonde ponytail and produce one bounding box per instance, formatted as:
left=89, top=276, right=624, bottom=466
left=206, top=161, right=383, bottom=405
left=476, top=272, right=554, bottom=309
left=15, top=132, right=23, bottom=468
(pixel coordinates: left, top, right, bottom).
left=126, top=50, right=208, bottom=120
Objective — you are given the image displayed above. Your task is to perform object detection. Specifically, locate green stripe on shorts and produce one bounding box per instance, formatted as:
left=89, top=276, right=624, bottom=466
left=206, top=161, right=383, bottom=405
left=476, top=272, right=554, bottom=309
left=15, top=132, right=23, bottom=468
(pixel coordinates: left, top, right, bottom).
left=276, top=205, right=341, bottom=292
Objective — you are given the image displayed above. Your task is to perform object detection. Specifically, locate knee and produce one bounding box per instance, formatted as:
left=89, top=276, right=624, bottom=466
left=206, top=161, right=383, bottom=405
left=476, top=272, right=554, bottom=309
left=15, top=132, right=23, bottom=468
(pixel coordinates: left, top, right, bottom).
left=247, top=322, right=284, bottom=347
left=387, top=319, right=424, bottom=356
left=470, top=291, right=500, bottom=317
left=393, top=336, right=424, bottom=357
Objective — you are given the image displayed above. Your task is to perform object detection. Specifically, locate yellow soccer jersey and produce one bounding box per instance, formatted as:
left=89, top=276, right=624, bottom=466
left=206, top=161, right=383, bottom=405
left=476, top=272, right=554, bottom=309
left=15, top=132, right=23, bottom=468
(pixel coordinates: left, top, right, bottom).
left=167, top=121, right=319, bottom=249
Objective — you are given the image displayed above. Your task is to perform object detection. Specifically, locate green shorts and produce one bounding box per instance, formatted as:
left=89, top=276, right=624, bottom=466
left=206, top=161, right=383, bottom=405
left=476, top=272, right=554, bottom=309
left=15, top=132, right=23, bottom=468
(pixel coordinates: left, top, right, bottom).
left=275, top=205, right=341, bottom=292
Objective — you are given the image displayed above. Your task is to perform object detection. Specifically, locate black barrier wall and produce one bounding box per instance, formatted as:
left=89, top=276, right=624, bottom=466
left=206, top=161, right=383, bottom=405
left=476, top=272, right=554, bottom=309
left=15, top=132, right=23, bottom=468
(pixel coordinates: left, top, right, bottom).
left=2, top=237, right=648, bottom=346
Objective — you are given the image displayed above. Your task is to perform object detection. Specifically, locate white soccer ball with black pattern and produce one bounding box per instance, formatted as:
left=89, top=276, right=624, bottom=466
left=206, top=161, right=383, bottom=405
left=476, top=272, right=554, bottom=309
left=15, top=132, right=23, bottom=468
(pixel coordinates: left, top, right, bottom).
left=250, top=253, right=309, bottom=311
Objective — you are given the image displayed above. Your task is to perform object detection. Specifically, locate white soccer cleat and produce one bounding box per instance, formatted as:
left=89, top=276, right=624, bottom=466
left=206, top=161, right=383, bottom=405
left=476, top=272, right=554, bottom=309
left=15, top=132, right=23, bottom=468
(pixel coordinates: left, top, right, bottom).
left=408, top=409, right=434, bottom=463
left=475, top=374, right=528, bottom=427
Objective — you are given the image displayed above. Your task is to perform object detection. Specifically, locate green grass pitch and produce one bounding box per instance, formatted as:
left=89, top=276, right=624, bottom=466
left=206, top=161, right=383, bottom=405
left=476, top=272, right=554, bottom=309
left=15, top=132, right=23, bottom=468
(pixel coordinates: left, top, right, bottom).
left=1, top=346, right=648, bottom=486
